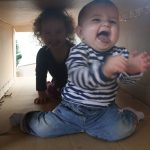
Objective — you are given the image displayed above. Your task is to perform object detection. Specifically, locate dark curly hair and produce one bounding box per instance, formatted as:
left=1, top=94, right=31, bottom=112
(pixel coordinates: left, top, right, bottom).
left=33, top=8, right=75, bottom=44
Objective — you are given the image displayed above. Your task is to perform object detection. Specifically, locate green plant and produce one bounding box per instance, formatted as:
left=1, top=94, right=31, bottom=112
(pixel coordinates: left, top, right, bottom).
left=16, top=40, right=22, bottom=66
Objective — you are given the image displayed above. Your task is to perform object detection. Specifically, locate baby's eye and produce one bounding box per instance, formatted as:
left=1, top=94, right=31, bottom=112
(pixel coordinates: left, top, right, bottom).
left=56, top=29, right=63, bottom=34
left=92, top=18, right=101, bottom=22
left=43, top=31, right=50, bottom=35
left=109, top=20, right=117, bottom=24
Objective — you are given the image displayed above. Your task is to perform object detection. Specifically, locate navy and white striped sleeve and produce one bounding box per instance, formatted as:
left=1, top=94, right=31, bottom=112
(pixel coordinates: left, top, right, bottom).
left=66, top=45, right=113, bottom=89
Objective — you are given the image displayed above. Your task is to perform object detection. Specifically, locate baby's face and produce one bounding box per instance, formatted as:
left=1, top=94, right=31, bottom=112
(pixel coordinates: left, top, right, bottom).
left=41, top=18, right=66, bottom=49
left=78, top=4, right=120, bottom=52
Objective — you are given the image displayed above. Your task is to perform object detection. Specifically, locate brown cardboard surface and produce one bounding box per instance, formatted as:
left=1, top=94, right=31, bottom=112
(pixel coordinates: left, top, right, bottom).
left=0, top=77, right=150, bottom=150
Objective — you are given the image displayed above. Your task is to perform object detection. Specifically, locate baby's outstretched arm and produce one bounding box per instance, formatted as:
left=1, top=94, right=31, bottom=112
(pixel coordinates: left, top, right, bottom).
left=126, top=51, right=150, bottom=74
left=102, top=51, right=150, bottom=78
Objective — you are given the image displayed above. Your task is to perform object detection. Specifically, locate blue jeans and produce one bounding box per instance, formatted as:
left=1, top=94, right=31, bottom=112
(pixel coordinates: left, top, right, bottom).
left=22, top=101, right=137, bottom=141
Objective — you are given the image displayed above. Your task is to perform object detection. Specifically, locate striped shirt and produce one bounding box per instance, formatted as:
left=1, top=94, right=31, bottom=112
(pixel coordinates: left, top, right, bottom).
left=62, top=42, right=142, bottom=107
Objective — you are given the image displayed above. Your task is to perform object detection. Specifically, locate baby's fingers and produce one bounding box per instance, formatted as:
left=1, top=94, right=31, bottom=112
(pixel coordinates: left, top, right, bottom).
left=141, top=51, right=150, bottom=58
left=140, top=56, right=150, bottom=72
left=143, top=54, right=150, bottom=64
left=143, top=61, right=150, bottom=68
left=130, top=50, right=139, bottom=57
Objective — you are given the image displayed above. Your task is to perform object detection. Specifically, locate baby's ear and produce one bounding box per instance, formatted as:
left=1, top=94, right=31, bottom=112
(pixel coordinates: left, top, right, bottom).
left=75, top=26, right=83, bottom=39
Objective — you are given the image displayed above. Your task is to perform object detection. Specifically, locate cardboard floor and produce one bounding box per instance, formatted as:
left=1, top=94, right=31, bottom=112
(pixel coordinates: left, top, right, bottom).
left=0, top=76, right=150, bottom=150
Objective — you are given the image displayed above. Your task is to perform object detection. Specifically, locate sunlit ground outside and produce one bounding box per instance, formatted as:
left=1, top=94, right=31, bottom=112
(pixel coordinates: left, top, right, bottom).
left=15, top=32, right=80, bottom=79
left=15, top=32, right=52, bottom=80
left=16, top=32, right=41, bottom=66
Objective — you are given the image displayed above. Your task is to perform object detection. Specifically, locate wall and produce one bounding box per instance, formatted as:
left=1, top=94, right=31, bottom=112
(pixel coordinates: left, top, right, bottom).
left=15, top=23, right=33, bottom=32
left=117, top=13, right=150, bottom=105
left=0, top=20, right=14, bottom=99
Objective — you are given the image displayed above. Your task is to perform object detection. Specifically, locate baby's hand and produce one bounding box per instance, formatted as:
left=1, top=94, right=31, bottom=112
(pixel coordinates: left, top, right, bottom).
left=103, top=55, right=128, bottom=78
left=34, top=91, right=49, bottom=104
left=127, top=51, right=150, bottom=74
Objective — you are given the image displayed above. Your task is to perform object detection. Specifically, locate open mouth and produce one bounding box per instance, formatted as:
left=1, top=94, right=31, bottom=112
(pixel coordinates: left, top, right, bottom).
left=97, top=31, right=110, bottom=43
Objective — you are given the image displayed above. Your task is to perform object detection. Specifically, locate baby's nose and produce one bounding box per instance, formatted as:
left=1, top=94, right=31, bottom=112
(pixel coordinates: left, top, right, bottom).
left=101, top=20, right=110, bottom=26
left=49, top=34, right=58, bottom=40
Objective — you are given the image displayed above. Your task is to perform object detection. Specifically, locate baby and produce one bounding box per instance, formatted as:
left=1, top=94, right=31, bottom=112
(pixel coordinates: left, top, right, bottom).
left=10, top=0, right=150, bottom=141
